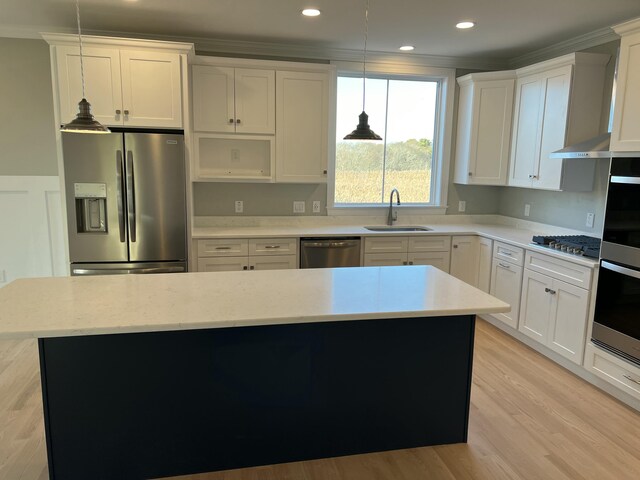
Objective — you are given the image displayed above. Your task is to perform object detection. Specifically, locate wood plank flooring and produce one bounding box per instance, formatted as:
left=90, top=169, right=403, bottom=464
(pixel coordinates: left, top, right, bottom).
left=1, top=319, right=638, bottom=480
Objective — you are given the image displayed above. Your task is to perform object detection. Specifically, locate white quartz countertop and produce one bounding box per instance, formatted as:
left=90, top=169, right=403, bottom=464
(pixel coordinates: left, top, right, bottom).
left=192, top=223, right=600, bottom=268
left=0, top=266, right=509, bottom=340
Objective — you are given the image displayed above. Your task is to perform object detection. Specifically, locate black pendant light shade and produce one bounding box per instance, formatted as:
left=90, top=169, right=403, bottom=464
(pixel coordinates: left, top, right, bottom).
left=61, top=99, right=110, bottom=134
left=343, top=111, right=382, bottom=140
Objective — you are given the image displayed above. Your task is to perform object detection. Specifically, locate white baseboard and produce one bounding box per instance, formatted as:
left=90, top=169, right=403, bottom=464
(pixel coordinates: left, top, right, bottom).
left=0, top=176, right=66, bottom=285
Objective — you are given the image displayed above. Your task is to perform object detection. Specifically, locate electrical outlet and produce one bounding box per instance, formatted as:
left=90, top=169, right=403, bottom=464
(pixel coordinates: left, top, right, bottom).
left=231, top=149, right=240, bottom=161
left=458, top=201, right=466, bottom=213
left=293, top=201, right=305, bottom=213
left=234, top=200, right=243, bottom=213
left=586, top=212, right=595, bottom=228
left=524, top=204, right=531, bottom=217
left=0, top=269, right=5, bottom=283
left=312, top=201, right=321, bottom=213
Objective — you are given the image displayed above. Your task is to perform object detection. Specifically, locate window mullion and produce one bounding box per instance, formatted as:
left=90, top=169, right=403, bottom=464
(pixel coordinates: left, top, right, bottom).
left=380, top=79, right=390, bottom=204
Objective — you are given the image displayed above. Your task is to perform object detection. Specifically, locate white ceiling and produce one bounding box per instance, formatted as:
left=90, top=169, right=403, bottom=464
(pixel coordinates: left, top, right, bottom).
left=3, top=0, right=640, bottom=62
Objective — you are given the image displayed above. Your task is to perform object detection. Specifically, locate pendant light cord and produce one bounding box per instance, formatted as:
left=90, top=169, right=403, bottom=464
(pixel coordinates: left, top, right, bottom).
left=75, top=0, right=86, bottom=99
left=362, top=0, right=369, bottom=112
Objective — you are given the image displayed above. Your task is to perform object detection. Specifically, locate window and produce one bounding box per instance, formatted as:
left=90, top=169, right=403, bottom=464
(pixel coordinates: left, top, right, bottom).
left=328, top=64, right=455, bottom=214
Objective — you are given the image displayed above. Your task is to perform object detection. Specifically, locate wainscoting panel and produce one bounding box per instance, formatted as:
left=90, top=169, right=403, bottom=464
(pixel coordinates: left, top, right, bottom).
left=0, top=176, right=66, bottom=285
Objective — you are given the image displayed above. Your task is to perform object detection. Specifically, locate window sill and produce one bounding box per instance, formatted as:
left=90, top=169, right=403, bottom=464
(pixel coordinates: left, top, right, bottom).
left=327, top=205, right=448, bottom=216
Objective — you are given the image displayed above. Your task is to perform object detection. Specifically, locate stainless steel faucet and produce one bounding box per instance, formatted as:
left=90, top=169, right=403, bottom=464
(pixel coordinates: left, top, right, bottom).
left=387, top=188, right=401, bottom=225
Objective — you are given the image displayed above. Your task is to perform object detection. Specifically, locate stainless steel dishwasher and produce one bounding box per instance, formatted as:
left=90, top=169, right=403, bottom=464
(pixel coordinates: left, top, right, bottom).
left=300, top=237, right=361, bottom=268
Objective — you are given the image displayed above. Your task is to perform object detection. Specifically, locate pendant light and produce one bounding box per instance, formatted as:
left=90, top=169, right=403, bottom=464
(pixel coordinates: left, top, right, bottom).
left=61, top=0, right=110, bottom=134
left=343, top=0, right=382, bottom=141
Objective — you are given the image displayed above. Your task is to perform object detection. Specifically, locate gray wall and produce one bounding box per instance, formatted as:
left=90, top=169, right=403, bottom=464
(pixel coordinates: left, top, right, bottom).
left=0, top=38, right=58, bottom=176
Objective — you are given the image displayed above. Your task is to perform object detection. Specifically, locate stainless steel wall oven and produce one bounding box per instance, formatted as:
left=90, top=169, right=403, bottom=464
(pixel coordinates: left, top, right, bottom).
left=594, top=157, right=640, bottom=365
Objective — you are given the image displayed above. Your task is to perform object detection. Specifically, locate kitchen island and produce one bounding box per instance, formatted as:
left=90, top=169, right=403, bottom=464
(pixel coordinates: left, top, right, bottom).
left=0, top=266, right=508, bottom=480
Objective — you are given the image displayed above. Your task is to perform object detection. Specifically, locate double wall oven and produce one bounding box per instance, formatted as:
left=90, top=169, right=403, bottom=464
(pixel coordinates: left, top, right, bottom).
left=594, top=157, right=640, bottom=365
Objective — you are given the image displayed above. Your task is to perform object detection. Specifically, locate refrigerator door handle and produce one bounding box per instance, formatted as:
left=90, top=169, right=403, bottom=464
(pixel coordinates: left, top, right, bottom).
left=116, top=150, right=126, bottom=243
left=126, top=151, right=137, bottom=243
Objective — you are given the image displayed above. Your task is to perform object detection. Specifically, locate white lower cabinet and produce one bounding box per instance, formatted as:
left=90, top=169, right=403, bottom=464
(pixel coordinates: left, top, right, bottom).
left=450, top=236, right=480, bottom=286
left=490, top=259, right=523, bottom=329
left=197, top=237, right=297, bottom=272
left=519, top=264, right=590, bottom=364
left=477, top=237, right=493, bottom=293
left=585, top=342, right=640, bottom=400
left=363, top=236, right=451, bottom=272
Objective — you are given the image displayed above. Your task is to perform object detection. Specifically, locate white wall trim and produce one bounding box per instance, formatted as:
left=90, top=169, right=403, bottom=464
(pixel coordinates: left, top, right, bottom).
left=0, top=176, right=66, bottom=285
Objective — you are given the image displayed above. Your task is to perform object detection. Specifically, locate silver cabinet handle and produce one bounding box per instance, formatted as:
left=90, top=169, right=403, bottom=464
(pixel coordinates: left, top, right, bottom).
left=215, top=246, right=232, bottom=250
left=501, top=251, right=513, bottom=256
left=623, top=374, right=640, bottom=386
left=264, top=245, right=281, bottom=249
left=126, top=151, right=136, bottom=243
left=453, top=245, right=458, bottom=248
left=544, top=288, right=556, bottom=295
left=116, top=109, right=121, bottom=115
left=498, top=263, right=511, bottom=269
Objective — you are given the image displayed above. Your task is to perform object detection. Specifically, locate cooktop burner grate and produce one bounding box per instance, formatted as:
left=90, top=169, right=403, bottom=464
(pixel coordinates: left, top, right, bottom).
left=531, top=235, right=601, bottom=258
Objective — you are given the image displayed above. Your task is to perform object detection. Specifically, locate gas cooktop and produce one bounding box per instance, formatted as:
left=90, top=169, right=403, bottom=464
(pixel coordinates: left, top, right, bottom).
left=531, top=235, right=601, bottom=259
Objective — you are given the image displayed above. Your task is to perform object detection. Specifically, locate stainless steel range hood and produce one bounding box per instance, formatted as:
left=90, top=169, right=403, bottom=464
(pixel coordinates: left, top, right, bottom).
left=549, top=133, right=612, bottom=159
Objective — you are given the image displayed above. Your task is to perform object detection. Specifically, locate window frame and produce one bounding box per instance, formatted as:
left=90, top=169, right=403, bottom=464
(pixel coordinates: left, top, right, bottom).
left=327, top=61, right=455, bottom=216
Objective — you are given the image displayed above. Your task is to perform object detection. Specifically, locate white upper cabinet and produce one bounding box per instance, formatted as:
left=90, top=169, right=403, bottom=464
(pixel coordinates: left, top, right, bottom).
left=46, top=34, right=192, bottom=129
left=454, top=71, right=515, bottom=186
left=276, top=70, right=330, bottom=183
left=192, top=65, right=275, bottom=134
left=508, top=52, right=609, bottom=191
left=55, top=46, right=123, bottom=127
left=611, top=18, right=640, bottom=152
left=119, top=50, right=182, bottom=128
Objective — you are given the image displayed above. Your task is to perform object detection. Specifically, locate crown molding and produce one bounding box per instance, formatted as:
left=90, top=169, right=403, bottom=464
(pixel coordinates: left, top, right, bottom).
left=508, top=26, right=620, bottom=69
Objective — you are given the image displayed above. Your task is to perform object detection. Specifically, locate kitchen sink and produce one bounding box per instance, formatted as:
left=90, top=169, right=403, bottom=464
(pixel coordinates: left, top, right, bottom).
left=364, top=226, right=432, bottom=232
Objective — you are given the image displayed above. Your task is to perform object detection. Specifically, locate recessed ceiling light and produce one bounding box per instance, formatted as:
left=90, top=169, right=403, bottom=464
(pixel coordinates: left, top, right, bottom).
left=302, top=8, right=321, bottom=17
left=399, top=45, right=415, bottom=51
left=456, top=21, right=475, bottom=29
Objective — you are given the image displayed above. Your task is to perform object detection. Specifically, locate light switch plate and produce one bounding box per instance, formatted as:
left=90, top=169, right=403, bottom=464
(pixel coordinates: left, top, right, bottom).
left=586, top=212, right=595, bottom=228
left=524, top=204, right=531, bottom=217
left=312, top=201, right=321, bottom=213
left=235, top=200, right=243, bottom=213
left=458, top=201, right=466, bottom=212
left=293, top=201, right=305, bottom=213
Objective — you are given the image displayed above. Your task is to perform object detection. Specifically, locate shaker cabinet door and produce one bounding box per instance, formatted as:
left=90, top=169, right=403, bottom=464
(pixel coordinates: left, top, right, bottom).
left=55, top=46, right=123, bottom=126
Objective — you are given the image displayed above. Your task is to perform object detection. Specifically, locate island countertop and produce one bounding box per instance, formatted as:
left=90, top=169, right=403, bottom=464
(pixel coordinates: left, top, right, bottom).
left=0, top=266, right=509, bottom=339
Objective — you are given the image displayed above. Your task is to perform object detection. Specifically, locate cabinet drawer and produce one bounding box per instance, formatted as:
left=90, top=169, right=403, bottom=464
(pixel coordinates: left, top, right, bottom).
left=490, top=258, right=523, bottom=329
left=198, top=239, right=248, bottom=257
left=249, top=255, right=297, bottom=270
left=249, top=238, right=297, bottom=256
left=198, top=256, right=248, bottom=272
left=524, top=251, right=592, bottom=289
left=408, top=236, right=451, bottom=252
left=363, top=253, right=407, bottom=267
left=493, top=241, right=524, bottom=266
left=408, top=252, right=450, bottom=273
left=585, top=343, right=640, bottom=400
left=364, top=237, right=408, bottom=254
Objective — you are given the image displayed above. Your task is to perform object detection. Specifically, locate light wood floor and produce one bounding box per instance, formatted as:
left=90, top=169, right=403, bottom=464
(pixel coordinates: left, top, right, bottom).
left=1, top=319, right=639, bottom=480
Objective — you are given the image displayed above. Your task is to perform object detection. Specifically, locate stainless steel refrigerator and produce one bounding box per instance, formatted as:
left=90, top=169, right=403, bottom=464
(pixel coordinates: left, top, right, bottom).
left=62, top=131, right=187, bottom=275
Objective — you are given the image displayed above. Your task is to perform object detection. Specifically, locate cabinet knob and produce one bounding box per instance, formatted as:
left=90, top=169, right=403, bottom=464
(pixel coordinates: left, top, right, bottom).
left=236, top=119, right=241, bottom=124
left=229, top=118, right=234, bottom=124
left=323, top=170, right=327, bottom=174
left=115, top=109, right=121, bottom=115
left=403, top=261, right=408, bottom=265
left=544, top=287, right=556, bottom=295
left=408, top=261, right=414, bottom=265
left=453, top=245, right=458, bottom=249
left=124, top=109, right=129, bottom=115
left=468, top=172, right=473, bottom=177
left=249, top=265, right=254, bottom=270
left=242, top=266, right=248, bottom=270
